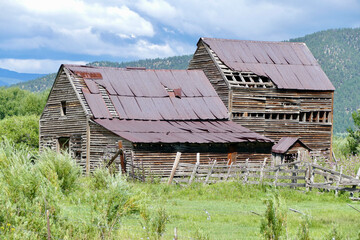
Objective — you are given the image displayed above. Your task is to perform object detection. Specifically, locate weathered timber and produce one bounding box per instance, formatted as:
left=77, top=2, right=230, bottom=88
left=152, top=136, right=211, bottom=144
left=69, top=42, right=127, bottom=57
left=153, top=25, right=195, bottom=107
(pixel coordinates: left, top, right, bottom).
left=189, top=39, right=334, bottom=159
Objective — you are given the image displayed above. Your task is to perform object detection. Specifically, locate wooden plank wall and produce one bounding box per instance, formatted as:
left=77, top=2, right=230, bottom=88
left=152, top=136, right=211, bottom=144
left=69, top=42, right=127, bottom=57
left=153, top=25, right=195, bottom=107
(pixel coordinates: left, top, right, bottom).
left=131, top=151, right=270, bottom=177
left=39, top=69, right=88, bottom=168
left=88, top=122, right=132, bottom=172
left=188, top=42, right=229, bottom=108
left=230, top=88, right=333, bottom=157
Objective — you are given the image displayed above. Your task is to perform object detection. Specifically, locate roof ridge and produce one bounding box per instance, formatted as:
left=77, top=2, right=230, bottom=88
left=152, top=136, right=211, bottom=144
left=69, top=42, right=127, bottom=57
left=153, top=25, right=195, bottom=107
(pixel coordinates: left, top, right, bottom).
left=201, top=37, right=306, bottom=45
left=63, top=64, right=203, bottom=72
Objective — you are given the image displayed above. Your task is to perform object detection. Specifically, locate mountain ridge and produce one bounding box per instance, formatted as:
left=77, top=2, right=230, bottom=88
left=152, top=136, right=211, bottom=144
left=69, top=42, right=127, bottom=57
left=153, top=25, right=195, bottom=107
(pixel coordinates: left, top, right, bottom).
left=10, top=28, right=360, bottom=133
left=0, top=68, right=45, bottom=86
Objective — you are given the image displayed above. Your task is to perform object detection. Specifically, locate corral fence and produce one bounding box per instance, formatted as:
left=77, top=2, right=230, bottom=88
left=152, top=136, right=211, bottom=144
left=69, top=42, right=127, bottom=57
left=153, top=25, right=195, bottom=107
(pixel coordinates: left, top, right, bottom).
left=126, top=152, right=360, bottom=199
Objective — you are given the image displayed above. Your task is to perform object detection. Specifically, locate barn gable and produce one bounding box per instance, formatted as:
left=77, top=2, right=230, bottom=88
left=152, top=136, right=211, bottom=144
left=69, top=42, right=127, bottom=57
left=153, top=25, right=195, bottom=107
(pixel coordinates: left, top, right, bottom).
left=40, top=64, right=274, bottom=175
left=189, top=37, right=335, bottom=159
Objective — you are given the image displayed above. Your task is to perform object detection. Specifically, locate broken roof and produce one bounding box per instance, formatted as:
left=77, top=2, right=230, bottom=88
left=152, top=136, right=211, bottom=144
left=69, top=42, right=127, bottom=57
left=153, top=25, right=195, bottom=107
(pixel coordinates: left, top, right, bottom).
left=94, top=119, right=272, bottom=143
left=201, top=38, right=335, bottom=91
left=63, top=65, right=272, bottom=144
left=272, top=137, right=310, bottom=154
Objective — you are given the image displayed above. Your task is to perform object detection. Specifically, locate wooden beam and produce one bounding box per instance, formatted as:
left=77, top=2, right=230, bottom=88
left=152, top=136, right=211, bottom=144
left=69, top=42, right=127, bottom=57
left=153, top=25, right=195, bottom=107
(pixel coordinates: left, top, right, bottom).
left=86, top=119, right=90, bottom=175
left=168, top=152, right=182, bottom=185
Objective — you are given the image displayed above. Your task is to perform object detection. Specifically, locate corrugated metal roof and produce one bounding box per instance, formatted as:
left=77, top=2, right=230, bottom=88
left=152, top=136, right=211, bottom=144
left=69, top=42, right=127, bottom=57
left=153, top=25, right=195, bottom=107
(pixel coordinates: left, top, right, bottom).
left=63, top=64, right=273, bottom=144
left=65, top=65, right=227, bottom=121
left=94, top=119, right=273, bottom=143
left=201, top=38, right=335, bottom=91
left=272, top=137, right=310, bottom=154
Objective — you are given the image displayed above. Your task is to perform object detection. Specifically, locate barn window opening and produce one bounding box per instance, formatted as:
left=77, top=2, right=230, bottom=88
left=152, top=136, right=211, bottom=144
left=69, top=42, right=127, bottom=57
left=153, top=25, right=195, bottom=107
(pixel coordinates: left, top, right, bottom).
left=58, top=137, right=70, bottom=153
left=61, top=101, right=67, bottom=116
left=265, top=113, right=270, bottom=119
left=75, top=151, right=81, bottom=159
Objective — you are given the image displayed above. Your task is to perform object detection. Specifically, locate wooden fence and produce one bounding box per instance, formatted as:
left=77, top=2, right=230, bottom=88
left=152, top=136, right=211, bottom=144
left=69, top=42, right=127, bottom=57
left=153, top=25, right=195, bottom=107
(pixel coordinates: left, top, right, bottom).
left=169, top=158, right=360, bottom=197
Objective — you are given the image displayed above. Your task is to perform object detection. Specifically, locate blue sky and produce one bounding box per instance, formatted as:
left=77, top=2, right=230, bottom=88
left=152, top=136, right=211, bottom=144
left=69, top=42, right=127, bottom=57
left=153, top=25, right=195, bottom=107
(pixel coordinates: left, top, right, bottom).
left=0, top=0, right=359, bottom=74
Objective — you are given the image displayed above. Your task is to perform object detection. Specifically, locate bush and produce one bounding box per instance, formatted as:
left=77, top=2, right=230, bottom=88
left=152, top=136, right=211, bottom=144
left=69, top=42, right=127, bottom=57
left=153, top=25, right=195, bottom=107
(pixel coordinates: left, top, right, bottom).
left=0, top=115, right=39, bottom=148
left=260, top=192, right=287, bottom=240
left=37, top=150, right=81, bottom=194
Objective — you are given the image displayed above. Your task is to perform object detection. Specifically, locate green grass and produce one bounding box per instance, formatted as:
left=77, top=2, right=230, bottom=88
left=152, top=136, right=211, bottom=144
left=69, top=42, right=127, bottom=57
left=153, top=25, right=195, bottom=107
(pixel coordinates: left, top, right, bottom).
left=1, top=140, right=360, bottom=239
left=120, top=182, right=360, bottom=239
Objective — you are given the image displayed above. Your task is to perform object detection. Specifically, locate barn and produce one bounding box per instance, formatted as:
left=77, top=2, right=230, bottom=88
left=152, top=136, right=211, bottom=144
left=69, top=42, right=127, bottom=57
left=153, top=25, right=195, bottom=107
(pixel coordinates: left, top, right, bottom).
left=39, top=64, right=273, bottom=175
left=189, top=38, right=335, bottom=159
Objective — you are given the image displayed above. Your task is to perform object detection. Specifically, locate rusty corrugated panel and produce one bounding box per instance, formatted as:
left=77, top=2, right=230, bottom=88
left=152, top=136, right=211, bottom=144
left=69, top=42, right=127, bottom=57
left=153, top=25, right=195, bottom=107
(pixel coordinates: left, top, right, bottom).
left=271, top=137, right=311, bottom=154
left=94, top=119, right=273, bottom=144
left=201, top=38, right=335, bottom=91
left=74, top=71, right=102, bottom=79
left=84, top=79, right=100, bottom=94
left=82, top=89, right=111, bottom=119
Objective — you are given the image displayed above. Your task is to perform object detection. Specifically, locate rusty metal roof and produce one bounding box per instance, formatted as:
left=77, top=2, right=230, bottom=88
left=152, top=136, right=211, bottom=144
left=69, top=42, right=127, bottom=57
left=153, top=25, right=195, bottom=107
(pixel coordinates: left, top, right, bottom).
left=201, top=38, right=335, bottom=91
left=272, top=137, right=310, bottom=154
left=65, top=65, right=227, bottom=120
left=94, top=119, right=273, bottom=143
left=61, top=64, right=273, bottom=144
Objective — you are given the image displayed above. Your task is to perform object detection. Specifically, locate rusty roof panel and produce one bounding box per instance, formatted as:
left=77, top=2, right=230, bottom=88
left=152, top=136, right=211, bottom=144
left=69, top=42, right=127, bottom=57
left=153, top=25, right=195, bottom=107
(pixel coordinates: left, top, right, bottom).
left=201, top=38, right=335, bottom=91
left=94, top=119, right=273, bottom=144
left=272, top=137, right=311, bottom=154
left=84, top=79, right=100, bottom=94
left=82, top=89, right=111, bottom=118
left=109, top=96, right=127, bottom=118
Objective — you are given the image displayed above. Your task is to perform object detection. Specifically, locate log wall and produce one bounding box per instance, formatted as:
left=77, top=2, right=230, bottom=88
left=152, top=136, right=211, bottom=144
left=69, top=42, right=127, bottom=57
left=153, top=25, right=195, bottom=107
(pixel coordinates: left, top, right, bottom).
left=39, top=69, right=88, bottom=168
left=188, top=41, right=229, bottom=108
left=189, top=40, right=334, bottom=158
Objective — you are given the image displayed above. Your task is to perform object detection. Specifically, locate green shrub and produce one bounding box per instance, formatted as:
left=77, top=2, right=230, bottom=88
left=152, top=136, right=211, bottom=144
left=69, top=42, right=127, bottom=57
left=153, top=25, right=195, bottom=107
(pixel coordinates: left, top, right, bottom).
left=0, top=115, right=40, bottom=148
left=297, top=215, right=311, bottom=240
left=37, top=150, right=81, bottom=194
left=140, top=207, right=169, bottom=240
left=260, top=192, right=287, bottom=240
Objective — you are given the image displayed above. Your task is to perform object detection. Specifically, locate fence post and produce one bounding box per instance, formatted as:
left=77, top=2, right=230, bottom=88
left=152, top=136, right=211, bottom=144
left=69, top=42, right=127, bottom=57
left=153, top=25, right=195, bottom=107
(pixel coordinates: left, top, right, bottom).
left=260, top=158, right=267, bottom=183
left=243, top=158, right=249, bottom=184
left=204, top=160, right=217, bottom=185
left=356, top=167, right=360, bottom=180
left=291, top=162, right=298, bottom=189
left=273, top=168, right=279, bottom=187
left=225, top=162, right=233, bottom=181
left=188, top=153, right=200, bottom=185
left=174, top=227, right=178, bottom=240
left=335, top=166, right=343, bottom=196
left=168, top=152, right=182, bottom=185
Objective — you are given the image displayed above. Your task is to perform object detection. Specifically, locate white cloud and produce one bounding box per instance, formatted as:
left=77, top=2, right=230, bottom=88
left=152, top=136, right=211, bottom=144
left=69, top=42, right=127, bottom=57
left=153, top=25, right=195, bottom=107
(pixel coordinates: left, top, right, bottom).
left=0, top=0, right=155, bottom=55
left=0, top=59, right=87, bottom=74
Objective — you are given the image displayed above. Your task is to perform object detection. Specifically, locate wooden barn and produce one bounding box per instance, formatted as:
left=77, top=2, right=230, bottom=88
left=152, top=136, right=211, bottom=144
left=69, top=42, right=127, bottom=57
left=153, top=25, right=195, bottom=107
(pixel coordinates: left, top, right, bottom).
left=189, top=38, right=335, bottom=159
left=39, top=64, right=273, bottom=175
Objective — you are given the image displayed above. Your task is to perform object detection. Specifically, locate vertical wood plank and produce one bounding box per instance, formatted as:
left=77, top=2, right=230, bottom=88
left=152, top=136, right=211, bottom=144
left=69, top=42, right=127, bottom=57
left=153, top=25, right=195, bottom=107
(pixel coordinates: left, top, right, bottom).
left=168, top=152, right=182, bottom=185
left=86, top=119, right=90, bottom=175
left=204, top=160, right=217, bottom=185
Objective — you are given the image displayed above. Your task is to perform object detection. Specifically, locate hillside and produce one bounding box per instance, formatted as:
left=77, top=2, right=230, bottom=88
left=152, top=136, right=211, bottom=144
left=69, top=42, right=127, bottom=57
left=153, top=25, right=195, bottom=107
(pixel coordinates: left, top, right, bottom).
left=289, top=28, right=360, bottom=133
left=0, top=68, right=45, bottom=86
left=12, top=55, right=192, bottom=92
left=11, top=28, right=360, bottom=133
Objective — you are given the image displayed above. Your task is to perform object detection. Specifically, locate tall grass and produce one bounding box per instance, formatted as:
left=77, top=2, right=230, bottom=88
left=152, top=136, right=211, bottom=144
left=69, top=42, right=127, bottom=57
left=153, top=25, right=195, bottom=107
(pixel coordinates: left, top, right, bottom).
left=0, top=141, right=143, bottom=239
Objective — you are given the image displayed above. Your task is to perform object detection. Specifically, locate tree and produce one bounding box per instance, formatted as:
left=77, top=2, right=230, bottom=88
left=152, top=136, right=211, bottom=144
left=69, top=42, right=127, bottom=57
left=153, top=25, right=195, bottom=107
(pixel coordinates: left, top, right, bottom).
left=346, top=110, right=360, bottom=155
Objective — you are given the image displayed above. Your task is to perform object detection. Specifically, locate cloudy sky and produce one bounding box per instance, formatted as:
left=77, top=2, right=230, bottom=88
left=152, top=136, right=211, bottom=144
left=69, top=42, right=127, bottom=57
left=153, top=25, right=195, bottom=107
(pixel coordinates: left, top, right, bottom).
left=0, top=0, right=359, bottom=74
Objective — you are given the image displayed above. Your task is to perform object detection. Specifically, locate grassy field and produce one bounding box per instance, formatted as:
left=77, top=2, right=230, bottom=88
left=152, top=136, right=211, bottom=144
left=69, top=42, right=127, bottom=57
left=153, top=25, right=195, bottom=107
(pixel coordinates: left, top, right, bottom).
left=1, top=141, right=360, bottom=239
left=117, top=182, right=360, bottom=239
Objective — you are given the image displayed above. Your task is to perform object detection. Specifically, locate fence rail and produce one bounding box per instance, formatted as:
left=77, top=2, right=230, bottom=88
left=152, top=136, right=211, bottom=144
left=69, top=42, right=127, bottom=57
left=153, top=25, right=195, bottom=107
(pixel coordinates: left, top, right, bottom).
left=171, top=158, right=360, bottom=197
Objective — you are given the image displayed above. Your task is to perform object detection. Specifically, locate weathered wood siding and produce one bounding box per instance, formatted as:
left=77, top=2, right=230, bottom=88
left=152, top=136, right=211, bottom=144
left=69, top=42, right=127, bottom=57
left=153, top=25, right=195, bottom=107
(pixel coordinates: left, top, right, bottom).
left=188, top=41, right=229, bottom=108
left=39, top=69, right=88, bottom=168
left=189, top=40, right=334, bottom=159
left=230, top=88, right=333, bottom=157
left=131, top=142, right=272, bottom=176
left=88, top=121, right=132, bottom=172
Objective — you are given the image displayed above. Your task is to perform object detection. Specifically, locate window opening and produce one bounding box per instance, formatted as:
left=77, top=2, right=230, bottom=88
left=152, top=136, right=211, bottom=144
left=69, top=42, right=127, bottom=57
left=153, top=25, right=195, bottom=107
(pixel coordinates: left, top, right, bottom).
left=61, top=101, right=67, bottom=116
left=58, top=137, right=70, bottom=153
